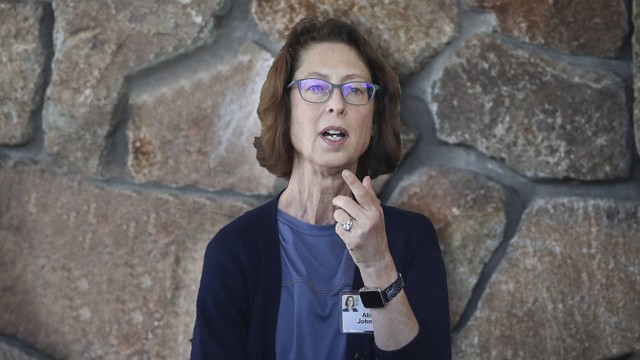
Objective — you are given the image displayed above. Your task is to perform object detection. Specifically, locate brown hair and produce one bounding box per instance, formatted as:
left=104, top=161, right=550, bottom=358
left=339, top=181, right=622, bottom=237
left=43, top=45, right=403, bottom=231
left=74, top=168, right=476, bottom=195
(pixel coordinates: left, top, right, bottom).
left=254, top=18, right=401, bottom=180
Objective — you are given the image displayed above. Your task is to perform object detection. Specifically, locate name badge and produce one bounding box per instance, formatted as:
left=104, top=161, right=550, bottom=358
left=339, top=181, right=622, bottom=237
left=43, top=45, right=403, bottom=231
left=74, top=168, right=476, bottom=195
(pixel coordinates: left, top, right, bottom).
left=340, top=291, right=373, bottom=333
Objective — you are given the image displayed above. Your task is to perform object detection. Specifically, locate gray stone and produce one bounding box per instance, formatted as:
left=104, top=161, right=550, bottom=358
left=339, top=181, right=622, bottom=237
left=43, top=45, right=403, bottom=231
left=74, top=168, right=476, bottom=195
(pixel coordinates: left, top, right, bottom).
left=128, top=42, right=279, bottom=195
left=251, top=0, right=458, bottom=78
left=0, top=338, right=46, bottom=360
left=43, top=0, right=229, bottom=175
left=465, top=0, right=628, bottom=57
left=372, top=122, right=419, bottom=193
left=0, top=163, right=256, bottom=359
left=431, top=33, right=629, bottom=180
left=388, top=167, right=506, bottom=327
left=0, top=3, right=46, bottom=146
left=398, top=122, right=419, bottom=162
left=634, top=0, right=640, bottom=157
left=453, top=197, right=640, bottom=359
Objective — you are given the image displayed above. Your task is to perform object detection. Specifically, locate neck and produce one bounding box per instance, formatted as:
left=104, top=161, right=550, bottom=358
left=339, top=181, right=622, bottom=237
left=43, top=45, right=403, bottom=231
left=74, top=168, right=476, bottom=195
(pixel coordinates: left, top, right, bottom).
left=278, top=165, right=354, bottom=225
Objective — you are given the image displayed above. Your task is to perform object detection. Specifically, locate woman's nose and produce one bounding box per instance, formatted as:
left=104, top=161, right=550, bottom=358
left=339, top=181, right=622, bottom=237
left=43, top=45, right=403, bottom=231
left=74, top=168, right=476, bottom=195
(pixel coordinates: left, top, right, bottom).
left=326, top=88, right=346, bottom=114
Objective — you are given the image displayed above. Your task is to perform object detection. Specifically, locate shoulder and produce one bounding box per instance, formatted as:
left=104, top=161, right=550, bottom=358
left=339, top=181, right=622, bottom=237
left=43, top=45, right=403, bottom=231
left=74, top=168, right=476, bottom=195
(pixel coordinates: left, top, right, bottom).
left=218, top=196, right=278, bottom=235
left=207, top=196, right=279, bottom=252
left=201, top=196, right=281, bottom=275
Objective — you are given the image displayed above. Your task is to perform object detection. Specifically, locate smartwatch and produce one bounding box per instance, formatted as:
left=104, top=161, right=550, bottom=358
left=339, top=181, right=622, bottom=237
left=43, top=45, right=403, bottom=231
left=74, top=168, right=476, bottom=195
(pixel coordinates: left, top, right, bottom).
left=359, top=273, right=404, bottom=308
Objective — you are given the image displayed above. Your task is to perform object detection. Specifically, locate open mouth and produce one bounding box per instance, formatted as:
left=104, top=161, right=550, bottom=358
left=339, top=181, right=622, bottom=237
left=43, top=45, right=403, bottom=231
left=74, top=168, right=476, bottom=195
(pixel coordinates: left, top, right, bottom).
left=322, top=129, right=346, bottom=141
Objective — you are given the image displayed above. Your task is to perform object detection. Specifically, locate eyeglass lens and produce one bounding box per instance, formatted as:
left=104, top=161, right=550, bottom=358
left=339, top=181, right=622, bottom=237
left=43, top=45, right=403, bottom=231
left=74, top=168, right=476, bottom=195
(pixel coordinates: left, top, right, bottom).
left=295, top=79, right=377, bottom=105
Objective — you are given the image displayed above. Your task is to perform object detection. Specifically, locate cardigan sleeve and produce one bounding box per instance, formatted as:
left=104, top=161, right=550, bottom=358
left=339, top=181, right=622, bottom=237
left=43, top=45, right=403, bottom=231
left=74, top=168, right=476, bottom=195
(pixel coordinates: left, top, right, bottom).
left=190, top=197, right=282, bottom=360
left=373, top=208, right=452, bottom=360
left=190, top=229, right=251, bottom=360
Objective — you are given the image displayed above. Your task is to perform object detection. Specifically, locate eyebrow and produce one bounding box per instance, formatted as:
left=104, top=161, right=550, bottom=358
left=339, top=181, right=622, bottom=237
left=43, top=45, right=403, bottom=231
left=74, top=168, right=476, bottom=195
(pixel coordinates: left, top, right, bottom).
left=302, top=72, right=371, bottom=82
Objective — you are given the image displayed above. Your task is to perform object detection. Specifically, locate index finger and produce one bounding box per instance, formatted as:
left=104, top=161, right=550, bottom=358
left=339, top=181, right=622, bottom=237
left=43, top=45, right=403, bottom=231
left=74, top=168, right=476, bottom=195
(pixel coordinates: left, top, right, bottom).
left=341, top=170, right=376, bottom=210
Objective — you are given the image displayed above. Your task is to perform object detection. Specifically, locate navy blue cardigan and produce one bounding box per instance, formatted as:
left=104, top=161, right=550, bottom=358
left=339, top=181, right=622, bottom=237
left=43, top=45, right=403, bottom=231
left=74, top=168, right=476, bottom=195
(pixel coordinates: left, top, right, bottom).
left=191, top=194, right=451, bottom=359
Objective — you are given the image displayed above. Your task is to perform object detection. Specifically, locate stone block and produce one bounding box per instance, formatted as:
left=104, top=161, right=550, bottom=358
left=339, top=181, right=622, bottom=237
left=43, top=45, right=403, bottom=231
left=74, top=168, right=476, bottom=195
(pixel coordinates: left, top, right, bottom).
left=388, top=167, right=506, bottom=327
left=0, top=3, right=46, bottom=145
left=453, top=197, right=640, bottom=359
left=465, top=0, right=628, bottom=57
left=43, top=0, right=229, bottom=175
left=251, top=0, right=458, bottom=78
left=127, top=42, right=279, bottom=195
left=0, top=163, right=256, bottom=359
left=431, top=33, right=629, bottom=180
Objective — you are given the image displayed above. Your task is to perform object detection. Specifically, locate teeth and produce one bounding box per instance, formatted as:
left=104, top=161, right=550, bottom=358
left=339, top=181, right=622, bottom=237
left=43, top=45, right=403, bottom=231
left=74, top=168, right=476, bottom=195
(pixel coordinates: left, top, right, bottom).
left=323, top=129, right=345, bottom=141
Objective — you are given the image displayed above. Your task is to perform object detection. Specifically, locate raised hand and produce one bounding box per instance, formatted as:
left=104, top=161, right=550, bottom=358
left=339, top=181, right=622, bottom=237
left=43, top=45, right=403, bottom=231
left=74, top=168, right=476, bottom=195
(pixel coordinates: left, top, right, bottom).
left=332, top=170, right=394, bottom=280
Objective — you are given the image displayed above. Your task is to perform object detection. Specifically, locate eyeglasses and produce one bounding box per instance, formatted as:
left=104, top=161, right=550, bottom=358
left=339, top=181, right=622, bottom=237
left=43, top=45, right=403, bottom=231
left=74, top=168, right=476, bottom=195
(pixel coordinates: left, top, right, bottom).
left=287, top=78, right=380, bottom=105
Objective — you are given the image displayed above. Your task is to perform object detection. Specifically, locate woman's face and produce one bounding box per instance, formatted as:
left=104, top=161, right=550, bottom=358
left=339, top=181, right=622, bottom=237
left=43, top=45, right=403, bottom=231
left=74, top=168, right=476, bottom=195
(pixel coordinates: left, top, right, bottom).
left=347, top=296, right=354, bottom=307
left=289, top=42, right=375, bottom=176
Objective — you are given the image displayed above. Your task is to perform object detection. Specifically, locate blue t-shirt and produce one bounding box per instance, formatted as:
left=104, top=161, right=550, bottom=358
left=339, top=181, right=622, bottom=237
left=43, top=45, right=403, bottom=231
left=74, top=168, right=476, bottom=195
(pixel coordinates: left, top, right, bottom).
left=275, top=209, right=356, bottom=360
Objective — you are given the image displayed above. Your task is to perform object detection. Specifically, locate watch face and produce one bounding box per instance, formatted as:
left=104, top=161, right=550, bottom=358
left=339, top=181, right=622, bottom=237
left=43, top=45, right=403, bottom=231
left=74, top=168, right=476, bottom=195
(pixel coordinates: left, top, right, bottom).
left=360, top=290, right=385, bottom=308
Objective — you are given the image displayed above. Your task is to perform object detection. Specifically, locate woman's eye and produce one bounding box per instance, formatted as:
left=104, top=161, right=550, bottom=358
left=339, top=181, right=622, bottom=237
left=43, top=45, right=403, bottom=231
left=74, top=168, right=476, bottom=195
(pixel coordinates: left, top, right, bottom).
left=307, top=85, right=324, bottom=92
left=346, top=86, right=363, bottom=95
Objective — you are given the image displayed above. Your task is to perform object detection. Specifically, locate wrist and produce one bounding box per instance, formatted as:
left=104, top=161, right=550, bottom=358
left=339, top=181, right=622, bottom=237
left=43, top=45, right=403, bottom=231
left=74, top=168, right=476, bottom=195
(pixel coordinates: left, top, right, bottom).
left=359, top=257, right=397, bottom=288
left=359, top=273, right=405, bottom=308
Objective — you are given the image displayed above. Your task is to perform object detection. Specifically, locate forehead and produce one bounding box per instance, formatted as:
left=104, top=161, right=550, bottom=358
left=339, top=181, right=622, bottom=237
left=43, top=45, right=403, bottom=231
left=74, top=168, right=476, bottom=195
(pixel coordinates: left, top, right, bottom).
left=295, top=42, right=371, bottom=81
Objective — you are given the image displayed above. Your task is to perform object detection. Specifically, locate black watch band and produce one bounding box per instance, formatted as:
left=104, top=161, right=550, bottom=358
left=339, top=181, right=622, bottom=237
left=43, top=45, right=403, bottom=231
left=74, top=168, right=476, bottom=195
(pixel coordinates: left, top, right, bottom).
left=359, top=273, right=404, bottom=308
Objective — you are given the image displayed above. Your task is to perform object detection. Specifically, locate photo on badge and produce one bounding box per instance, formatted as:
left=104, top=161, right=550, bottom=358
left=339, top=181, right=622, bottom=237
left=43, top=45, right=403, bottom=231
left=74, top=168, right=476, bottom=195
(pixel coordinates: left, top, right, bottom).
left=339, top=291, right=373, bottom=334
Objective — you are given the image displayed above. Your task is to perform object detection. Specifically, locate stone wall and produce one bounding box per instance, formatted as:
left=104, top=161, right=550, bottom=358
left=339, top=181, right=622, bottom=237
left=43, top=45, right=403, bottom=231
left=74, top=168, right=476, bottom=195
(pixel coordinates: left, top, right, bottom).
left=1, top=0, right=638, bottom=359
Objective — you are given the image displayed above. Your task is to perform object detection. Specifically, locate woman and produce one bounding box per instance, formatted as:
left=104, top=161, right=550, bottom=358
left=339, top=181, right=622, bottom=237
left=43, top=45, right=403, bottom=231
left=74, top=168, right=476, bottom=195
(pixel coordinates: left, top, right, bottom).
left=191, top=18, right=450, bottom=360
left=343, top=295, right=358, bottom=312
